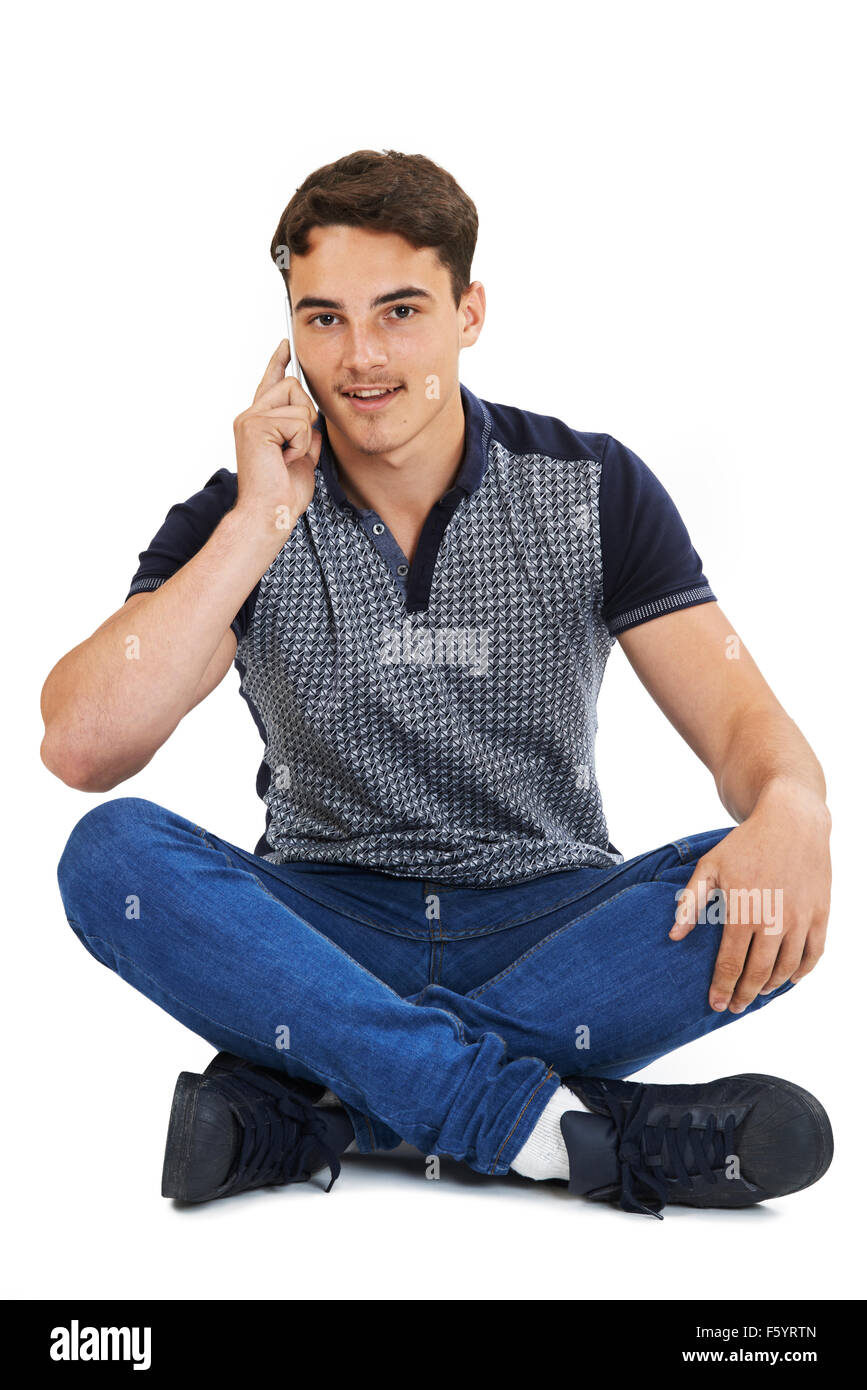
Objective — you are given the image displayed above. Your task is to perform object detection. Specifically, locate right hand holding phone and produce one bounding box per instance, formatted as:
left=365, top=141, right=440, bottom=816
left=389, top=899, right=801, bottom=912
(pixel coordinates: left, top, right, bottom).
left=233, top=339, right=322, bottom=538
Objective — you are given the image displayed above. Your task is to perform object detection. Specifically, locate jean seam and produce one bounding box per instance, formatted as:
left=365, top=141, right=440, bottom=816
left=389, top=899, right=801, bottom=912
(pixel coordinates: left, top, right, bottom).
left=437, top=906, right=445, bottom=983
left=490, top=1066, right=556, bottom=1173
left=256, top=858, right=666, bottom=940
left=199, top=831, right=717, bottom=938
left=650, top=830, right=733, bottom=879
left=280, top=894, right=437, bottom=941
left=191, top=823, right=422, bottom=1006
left=216, top=841, right=430, bottom=938
left=426, top=886, right=437, bottom=984
left=662, top=828, right=732, bottom=872
left=467, top=881, right=642, bottom=1001
left=430, top=835, right=730, bottom=937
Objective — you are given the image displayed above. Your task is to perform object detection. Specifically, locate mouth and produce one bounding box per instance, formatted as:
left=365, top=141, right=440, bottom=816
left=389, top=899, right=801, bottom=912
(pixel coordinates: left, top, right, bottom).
left=341, top=385, right=404, bottom=412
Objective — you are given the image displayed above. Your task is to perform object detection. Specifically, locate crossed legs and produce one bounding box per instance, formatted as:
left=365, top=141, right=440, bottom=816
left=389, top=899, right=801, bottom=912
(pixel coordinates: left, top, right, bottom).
left=57, top=798, right=794, bottom=1177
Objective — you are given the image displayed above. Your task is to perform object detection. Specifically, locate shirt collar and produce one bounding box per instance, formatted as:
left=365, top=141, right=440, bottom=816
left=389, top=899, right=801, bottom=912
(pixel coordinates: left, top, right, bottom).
left=316, top=381, right=491, bottom=511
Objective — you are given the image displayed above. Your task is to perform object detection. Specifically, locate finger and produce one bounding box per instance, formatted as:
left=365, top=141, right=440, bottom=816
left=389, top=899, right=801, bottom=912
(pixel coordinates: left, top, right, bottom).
left=308, top=425, right=322, bottom=467
left=758, top=933, right=808, bottom=994
left=256, top=405, right=315, bottom=426
left=252, top=371, right=318, bottom=418
left=280, top=418, right=317, bottom=464
left=790, top=924, right=827, bottom=983
left=708, top=922, right=753, bottom=1011
left=255, top=407, right=315, bottom=460
left=252, top=340, right=292, bottom=403
left=728, top=935, right=786, bottom=1012
left=237, top=404, right=314, bottom=441
left=669, top=859, right=717, bottom=940
left=279, top=419, right=321, bottom=468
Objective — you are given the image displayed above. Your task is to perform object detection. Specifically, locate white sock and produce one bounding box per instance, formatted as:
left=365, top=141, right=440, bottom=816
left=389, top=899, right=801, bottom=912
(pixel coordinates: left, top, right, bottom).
left=317, top=1089, right=344, bottom=1108
left=511, top=1084, right=590, bottom=1181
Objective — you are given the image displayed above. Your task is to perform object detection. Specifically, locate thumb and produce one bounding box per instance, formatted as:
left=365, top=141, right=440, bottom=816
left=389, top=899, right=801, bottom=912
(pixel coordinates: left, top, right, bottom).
left=669, top=858, right=719, bottom=940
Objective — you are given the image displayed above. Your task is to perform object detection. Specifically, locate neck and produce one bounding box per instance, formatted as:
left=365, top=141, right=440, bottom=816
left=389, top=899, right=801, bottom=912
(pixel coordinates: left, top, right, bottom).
left=323, top=384, right=467, bottom=524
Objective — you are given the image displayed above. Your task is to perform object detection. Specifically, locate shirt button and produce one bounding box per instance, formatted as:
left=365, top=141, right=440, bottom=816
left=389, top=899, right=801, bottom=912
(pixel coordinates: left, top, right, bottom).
left=397, top=564, right=409, bottom=576
left=372, top=522, right=385, bottom=535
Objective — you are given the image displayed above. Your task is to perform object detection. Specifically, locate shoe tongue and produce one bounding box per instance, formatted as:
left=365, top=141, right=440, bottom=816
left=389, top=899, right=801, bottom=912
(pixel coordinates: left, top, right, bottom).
left=560, top=1111, right=620, bottom=1195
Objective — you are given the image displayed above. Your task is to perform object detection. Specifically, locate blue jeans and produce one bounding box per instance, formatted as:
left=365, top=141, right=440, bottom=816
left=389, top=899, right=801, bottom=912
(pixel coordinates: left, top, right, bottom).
left=56, top=798, right=794, bottom=1176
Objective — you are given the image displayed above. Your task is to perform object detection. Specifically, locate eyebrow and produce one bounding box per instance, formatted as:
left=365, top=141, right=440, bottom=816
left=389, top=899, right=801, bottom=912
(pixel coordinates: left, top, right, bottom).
left=293, top=285, right=434, bottom=313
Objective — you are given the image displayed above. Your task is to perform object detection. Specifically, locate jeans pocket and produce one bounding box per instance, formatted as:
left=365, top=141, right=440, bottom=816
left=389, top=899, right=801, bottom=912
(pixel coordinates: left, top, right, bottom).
left=665, top=826, right=735, bottom=868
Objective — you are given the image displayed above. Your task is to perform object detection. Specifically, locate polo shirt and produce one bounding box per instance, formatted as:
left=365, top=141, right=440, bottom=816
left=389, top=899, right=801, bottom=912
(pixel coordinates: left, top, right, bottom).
left=127, top=382, right=715, bottom=885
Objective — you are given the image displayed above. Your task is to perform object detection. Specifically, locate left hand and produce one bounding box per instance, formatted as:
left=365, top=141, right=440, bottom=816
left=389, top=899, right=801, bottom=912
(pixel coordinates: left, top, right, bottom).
left=668, top=779, right=832, bottom=1013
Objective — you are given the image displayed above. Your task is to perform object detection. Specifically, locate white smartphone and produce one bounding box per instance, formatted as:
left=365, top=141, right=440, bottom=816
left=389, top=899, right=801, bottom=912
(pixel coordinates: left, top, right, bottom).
left=283, top=283, right=312, bottom=399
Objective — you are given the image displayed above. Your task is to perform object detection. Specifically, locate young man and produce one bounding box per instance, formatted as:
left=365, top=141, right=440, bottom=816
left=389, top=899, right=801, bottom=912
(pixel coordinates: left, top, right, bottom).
left=43, top=149, right=833, bottom=1218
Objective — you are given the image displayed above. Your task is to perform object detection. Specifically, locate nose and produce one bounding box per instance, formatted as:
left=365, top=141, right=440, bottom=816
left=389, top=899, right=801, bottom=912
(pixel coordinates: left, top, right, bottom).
left=341, top=324, right=388, bottom=376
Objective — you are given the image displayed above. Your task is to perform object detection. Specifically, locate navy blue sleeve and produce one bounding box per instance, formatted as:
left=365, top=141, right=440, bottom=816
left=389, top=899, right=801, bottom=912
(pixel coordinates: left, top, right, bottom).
left=125, top=467, right=256, bottom=641
left=599, top=434, right=716, bottom=636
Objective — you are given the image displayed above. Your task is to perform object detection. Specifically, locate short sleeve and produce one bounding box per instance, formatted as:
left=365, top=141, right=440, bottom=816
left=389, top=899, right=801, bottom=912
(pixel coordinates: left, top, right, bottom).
left=599, top=434, right=716, bottom=636
left=125, top=467, right=256, bottom=641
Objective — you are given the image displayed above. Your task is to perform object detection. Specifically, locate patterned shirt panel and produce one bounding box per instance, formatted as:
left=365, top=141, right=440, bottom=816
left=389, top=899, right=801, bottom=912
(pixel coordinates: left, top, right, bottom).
left=127, top=383, right=715, bottom=884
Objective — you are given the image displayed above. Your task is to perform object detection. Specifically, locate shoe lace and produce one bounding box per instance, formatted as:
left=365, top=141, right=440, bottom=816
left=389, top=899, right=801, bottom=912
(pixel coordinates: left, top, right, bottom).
left=217, top=1068, right=343, bottom=1194
left=612, top=1089, right=751, bottom=1219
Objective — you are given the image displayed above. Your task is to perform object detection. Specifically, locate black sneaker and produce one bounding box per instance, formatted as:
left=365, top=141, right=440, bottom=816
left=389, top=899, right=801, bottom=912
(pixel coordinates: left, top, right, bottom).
left=202, top=1050, right=326, bottom=1098
left=560, top=1072, right=833, bottom=1219
left=161, top=1052, right=352, bottom=1203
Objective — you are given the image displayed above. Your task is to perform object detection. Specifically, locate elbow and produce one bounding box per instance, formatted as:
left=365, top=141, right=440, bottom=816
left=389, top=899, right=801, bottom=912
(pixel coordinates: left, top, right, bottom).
left=39, top=729, right=122, bottom=793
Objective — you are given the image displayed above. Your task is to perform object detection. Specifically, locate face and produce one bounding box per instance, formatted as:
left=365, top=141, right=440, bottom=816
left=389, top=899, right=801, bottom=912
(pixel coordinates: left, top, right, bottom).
left=289, top=224, right=484, bottom=457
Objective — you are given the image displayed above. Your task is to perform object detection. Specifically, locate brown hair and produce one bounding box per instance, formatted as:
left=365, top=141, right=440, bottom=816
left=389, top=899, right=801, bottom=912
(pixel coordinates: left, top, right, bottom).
left=270, top=149, right=478, bottom=308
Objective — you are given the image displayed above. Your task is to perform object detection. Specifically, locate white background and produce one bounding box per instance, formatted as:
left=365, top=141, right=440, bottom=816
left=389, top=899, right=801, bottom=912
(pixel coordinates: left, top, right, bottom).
left=3, top=0, right=864, bottom=1301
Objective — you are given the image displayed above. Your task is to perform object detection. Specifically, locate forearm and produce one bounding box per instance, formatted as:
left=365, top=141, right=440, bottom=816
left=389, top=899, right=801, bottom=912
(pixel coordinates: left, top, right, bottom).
left=715, top=705, right=829, bottom=824
left=40, top=504, right=284, bottom=789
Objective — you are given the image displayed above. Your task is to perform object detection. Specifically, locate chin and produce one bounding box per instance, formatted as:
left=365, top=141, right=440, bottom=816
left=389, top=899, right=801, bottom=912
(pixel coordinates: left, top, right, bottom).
left=354, top=430, right=405, bottom=457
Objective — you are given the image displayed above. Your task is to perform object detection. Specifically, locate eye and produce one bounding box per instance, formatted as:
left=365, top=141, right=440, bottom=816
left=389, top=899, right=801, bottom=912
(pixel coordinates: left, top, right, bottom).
left=308, top=305, right=418, bottom=328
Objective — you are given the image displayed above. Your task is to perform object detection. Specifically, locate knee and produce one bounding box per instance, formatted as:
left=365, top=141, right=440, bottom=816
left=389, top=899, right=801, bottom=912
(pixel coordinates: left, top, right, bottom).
left=57, top=797, right=164, bottom=905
